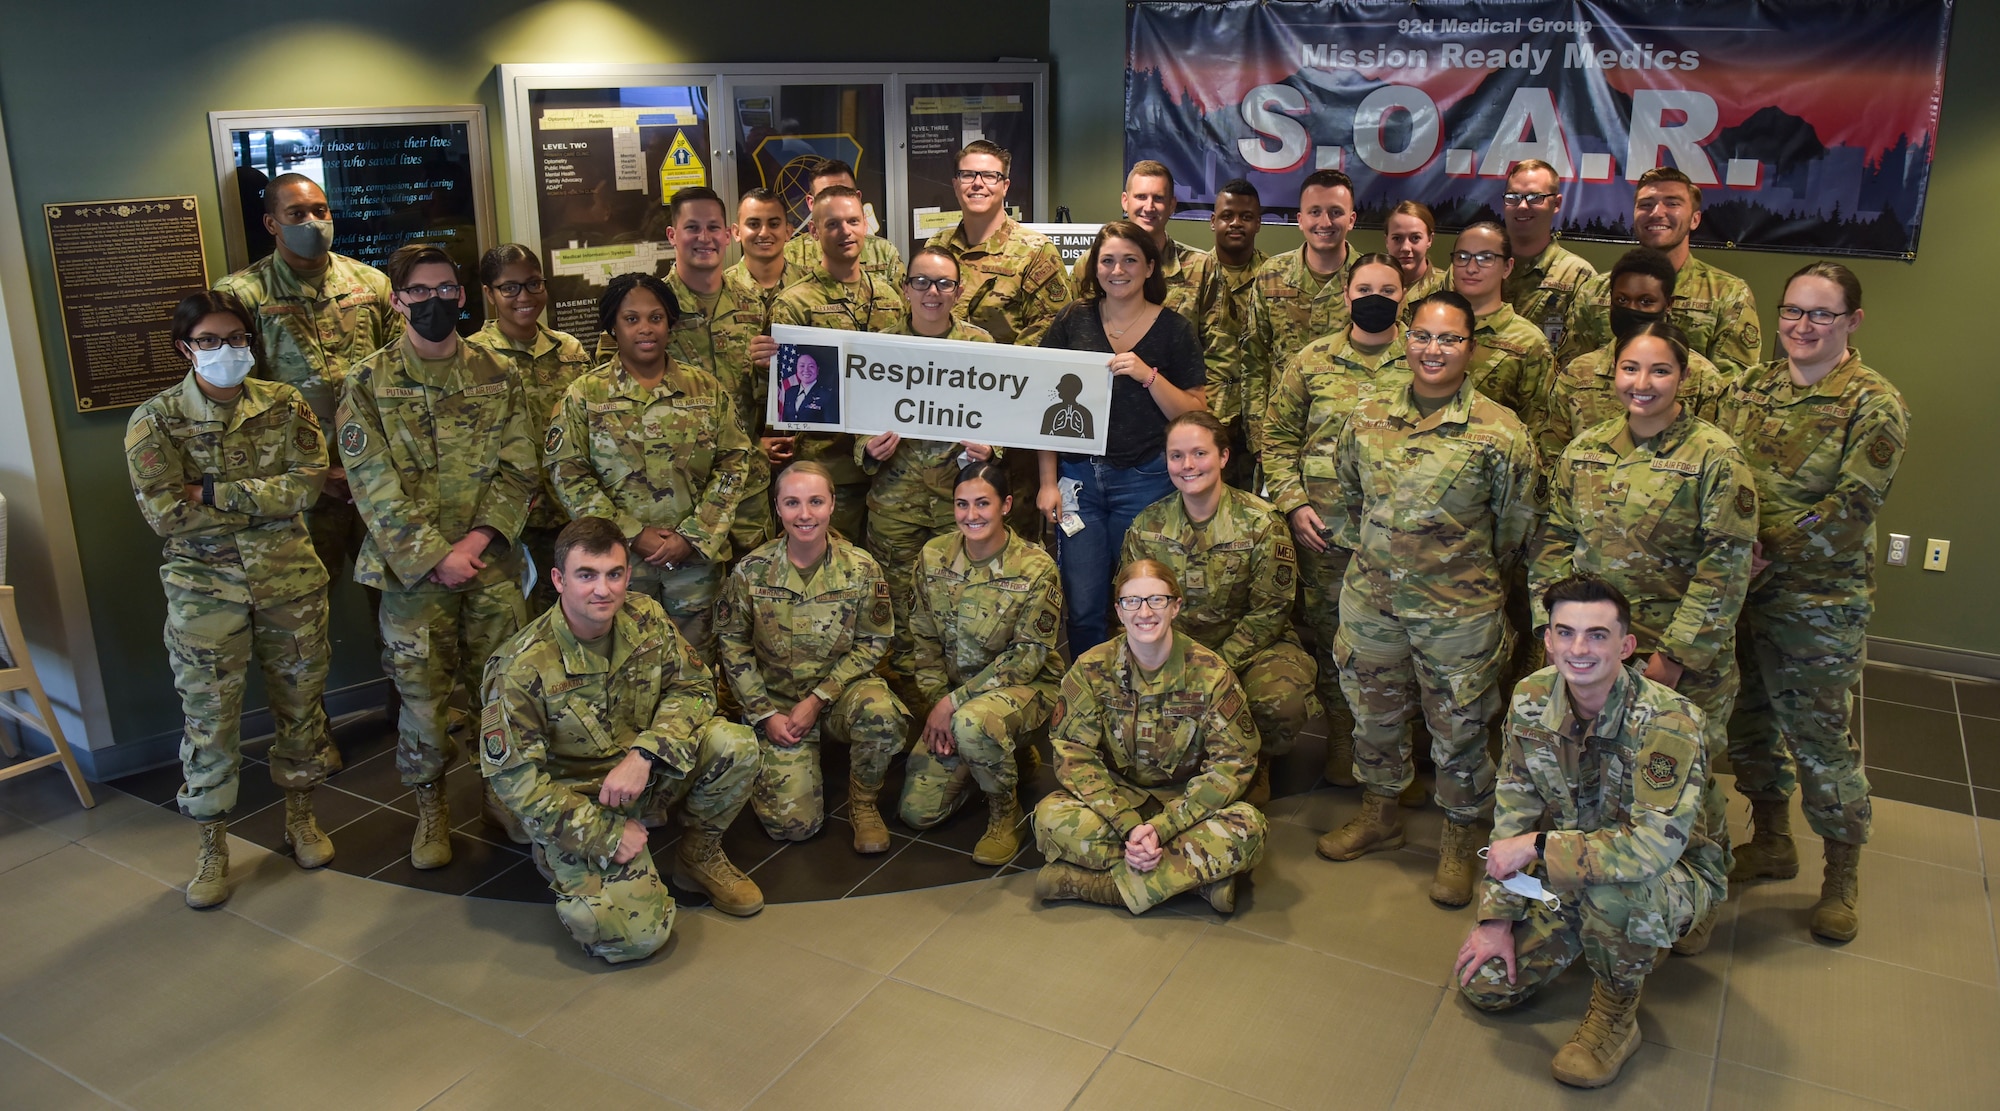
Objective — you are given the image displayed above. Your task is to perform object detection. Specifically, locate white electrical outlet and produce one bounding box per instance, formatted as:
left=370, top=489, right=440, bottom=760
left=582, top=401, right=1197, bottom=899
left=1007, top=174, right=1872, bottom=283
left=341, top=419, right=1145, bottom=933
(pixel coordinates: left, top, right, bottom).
left=1925, top=539, right=1950, bottom=572
left=1887, top=533, right=1910, bottom=566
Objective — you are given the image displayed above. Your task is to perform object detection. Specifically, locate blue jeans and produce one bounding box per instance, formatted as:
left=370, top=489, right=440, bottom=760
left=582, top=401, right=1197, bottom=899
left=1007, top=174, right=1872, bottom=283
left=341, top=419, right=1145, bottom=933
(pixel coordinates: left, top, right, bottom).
left=1056, top=452, right=1175, bottom=655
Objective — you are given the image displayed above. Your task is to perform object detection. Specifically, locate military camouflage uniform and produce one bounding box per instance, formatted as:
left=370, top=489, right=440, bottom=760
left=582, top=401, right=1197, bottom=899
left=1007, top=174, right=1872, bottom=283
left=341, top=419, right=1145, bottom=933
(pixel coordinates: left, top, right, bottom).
left=858, top=318, right=996, bottom=682
left=1261, top=332, right=1408, bottom=745
left=217, top=252, right=398, bottom=593
left=1461, top=665, right=1726, bottom=1009
left=480, top=594, right=758, bottom=964
left=468, top=320, right=592, bottom=611
left=546, top=358, right=750, bottom=660
left=1534, top=410, right=1758, bottom=857
left=1247, top=246, right=1358, bottom=433
left=670, top=268, right=777, bottom=559
left=1333, top=377, right=1538, bottom=820
left=899, top=531, right=1065, bottom=827
left=1538, top=343, right=1728, bottom=464
left=1033, top=635, right=1268, bottom=913
left=716, top=536, right=911, bottom=839
left=1397, top=264, right=1449, bottom=323
left=126, top=374, right=333, bottom=819
left=1502, top=239, right=1597, bottom=352
left=1468, top=304, right=1556, bottom=430
left=1559, top=254, right=1763, bottom=384
left=928, top=216, right=1075, bottom=539
left=1720, top=352, right=1908, bottom=845
left=337, top=336, right=538, bottom=786
left=1218, top=251, right=1268, bottom=475
left=1121, top=486, right=1319, bottom=757
left=768, top=271, right=907, bottom=543
left=785, top=233, right=906, bottom=287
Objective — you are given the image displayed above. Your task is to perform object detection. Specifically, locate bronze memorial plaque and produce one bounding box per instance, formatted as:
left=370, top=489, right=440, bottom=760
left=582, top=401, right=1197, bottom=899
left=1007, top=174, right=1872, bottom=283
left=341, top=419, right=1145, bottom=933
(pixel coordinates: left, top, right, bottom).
left=44, top=196, right=208, bottom=411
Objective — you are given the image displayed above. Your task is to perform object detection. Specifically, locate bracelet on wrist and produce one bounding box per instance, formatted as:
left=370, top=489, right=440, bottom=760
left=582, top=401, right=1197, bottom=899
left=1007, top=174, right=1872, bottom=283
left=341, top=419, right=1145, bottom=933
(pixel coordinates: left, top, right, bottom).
left=1142, top=368, right=1159, bottom=390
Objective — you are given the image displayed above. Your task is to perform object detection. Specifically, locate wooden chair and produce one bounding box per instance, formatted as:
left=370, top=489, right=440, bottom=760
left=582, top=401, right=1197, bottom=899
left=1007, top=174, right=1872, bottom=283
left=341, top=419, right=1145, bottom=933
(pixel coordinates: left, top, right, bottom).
left=0, top=585, right=95, bottom=808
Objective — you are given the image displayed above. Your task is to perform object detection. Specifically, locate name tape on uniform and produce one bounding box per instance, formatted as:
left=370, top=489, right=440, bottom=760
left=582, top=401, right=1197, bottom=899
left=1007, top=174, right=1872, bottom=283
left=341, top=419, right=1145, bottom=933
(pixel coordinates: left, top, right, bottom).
left=768, top=323, right=1112, bottom=455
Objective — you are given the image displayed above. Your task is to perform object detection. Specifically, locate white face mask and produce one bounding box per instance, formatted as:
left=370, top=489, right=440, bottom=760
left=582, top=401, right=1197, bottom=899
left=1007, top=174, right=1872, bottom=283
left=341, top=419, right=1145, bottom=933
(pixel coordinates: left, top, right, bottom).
left=192, top=345, right=255, bottom=389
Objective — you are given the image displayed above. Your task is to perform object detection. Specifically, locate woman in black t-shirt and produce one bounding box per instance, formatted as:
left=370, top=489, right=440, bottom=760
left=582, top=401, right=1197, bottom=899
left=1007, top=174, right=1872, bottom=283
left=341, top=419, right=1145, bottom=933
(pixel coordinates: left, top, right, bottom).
left=1037, top=220, right=1207, bottom=653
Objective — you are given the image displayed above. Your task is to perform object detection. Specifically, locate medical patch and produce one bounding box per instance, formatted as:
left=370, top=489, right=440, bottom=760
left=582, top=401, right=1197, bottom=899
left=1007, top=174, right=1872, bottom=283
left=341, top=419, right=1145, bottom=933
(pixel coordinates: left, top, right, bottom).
left=544, top=424, right=565, bottom=455
left=1868, top=435, right=1895, bottom=467
left=1036, top=609, right=1057, bottom=636
left=295, top=424, right=320, bottom=454
left=1641, top=750, right=1679, bottom=790
left=1735, top=485, right=1756, bottom=516
left=1049, top=695, right=1066, bottom=730
left=339, top=422, right=367, bottom=457
left=133, top=445, right=167, bottom=480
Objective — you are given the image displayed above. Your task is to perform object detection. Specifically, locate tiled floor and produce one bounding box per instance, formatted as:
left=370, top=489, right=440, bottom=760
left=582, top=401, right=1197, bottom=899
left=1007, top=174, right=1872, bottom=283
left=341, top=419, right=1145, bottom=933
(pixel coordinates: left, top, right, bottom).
left=0, top=660, right=1992, bottom=1109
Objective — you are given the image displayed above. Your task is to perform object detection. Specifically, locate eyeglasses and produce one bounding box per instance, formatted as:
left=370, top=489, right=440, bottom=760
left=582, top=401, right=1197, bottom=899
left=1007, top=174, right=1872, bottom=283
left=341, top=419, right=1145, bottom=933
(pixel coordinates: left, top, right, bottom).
left=1776, top=304, right=1854, bottom=325
left=490, top=279, right=545, bottom=296
left=952, top=170, right=1008, bottom=186
left=1115, top=594, right=1179, bottom=612
left=1407, top=330, right=1469, bottom=350
left=398, top=282, right=462, bottom=302
left=1450, top=250, right=1505, bottom=268
left=1502, top=192, right=1554, bottom=208
left=186, top=333, right=254, bottom=351
left=905, top=275, right=961, bottom=293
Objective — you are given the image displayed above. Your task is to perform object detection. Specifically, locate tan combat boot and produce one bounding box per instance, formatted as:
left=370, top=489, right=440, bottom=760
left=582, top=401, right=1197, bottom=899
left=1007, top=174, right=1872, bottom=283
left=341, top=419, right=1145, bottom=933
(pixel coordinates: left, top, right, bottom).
left=676, top=827, right=765, bottom=917
left=1245, top=756, right=1273, bottom=809
left=186, top=818, right=230, bottom=909
left=1729, top=797, right=1799, bottom=884
left=283, top=790, right=335, bottom=869
left=1316, top=791, right=1406, bottom=861
left=410, top=780, right=453, bottom=869
left=1673, top=904, right=1721, bottom=956
left=1551, top=977, right=1644, bottom=1088
left=482, top=780, right=531, bottom=844
left=1323, top=732, right=1358, bottom=788
left=1810, top=839, right=1861, bottom=941
left=973, top=789, right=1022, bottom=865
left=935, top=763, right=973, bottom=821
left=1202, top=875, right=1237, bottom=914
left=848, top=774, right=891, bottom=854
left=1034, top=861, right=1123, bottom=907
left=1430, top=819, right=1480, bottom=907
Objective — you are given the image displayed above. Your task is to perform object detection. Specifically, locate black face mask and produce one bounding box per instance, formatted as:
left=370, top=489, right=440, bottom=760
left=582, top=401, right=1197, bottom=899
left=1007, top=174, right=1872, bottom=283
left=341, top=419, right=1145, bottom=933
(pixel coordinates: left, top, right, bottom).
left=406, top=297, right=460, bottom=343
left=1609, top=305, right=1666, bottom=341
left=1349, top=293, right=1400, bottom=334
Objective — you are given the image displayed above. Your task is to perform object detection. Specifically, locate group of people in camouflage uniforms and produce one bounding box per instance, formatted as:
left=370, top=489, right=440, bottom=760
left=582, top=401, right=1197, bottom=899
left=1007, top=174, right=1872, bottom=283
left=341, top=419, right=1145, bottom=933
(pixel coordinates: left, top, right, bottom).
left=126, top=143, right=1906, bottom=1090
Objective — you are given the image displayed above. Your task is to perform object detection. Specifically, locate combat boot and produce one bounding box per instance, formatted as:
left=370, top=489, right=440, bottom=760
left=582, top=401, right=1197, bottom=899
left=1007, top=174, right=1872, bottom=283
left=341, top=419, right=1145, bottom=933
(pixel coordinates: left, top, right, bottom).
left=1016, top=740, right=1044, bottom=780
left=1729, top=797, right=1798, bottom=884
left=1316, top=791, right=1406, bottom=861
left=1245, top=756, right=1273, bottom=809
left=1551, top=977, right=1644, bottom=1088
left=973, top=789, right=1022, bottom=865
left=283, top=790, right=335, bottom=869
left=1323, top=732, right=1358, bottom=788
left=1430, top=819, right=1481, bottom=907
left=848, top=774, right=891, bottom=854
left=410, top=780, right=453, bottom=869
left=1810, top=839, right=1861, bottom=941
left=482, top=781, right=530, bottom=844
left=1202, top=875, right=1237, bottom=914
left=676, top=827, right=765, bottom=917
left=1034, top=861, right=1124, bottom=907
left=1673, top=904, right=1721, bottom=956
left=186, top=818, right=230, bottom=909
left=935, top=762, right=973, bottom=820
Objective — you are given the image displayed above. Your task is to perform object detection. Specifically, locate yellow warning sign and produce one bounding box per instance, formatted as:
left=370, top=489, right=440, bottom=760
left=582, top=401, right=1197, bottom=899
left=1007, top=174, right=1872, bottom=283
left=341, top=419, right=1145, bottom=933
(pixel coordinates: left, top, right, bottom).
left=660, top=131, right=706, bottom=202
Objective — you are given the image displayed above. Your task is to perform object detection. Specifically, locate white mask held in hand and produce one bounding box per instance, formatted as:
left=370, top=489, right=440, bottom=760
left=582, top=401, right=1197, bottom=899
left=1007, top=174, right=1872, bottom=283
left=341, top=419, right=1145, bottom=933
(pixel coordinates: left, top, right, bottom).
left=1480, top=846, right=1562, bottom=909
left=192, top=345, right=255, bottom=389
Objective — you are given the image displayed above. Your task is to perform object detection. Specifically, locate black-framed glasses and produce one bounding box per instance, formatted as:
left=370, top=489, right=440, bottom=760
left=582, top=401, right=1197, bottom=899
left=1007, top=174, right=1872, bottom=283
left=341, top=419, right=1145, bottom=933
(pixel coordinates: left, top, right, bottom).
left=1115, top=594, right=1179, bottom=612
left=1407, top=330, right=1470, bottom=350
left=1502, top=192, right=1554, bottom=208
left=1776, top=304, right=1854, bottom=325
left=490, top=279, right=545, bottom=297
left=905, top=275, right=960, bottom=293
left=187, top=333, right=254, bottom=351
left=398, top=282, right=462, bottom=302
left=952, top=170, right=1008, bottom=185
left=1450, top=250, right=1505, bottom=269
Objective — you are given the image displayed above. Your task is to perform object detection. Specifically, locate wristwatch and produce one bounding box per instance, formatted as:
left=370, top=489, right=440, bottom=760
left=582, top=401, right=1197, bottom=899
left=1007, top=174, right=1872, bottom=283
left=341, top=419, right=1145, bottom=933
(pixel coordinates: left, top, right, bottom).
left=1535, top=831, right=1547, bottom=859
left=200, top=475, right=216, bottom=506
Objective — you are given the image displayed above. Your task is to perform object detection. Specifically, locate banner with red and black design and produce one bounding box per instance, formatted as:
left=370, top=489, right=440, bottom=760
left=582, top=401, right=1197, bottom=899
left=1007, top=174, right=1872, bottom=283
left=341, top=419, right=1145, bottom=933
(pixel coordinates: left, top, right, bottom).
left=1126, top=1, right=1953, bottom=258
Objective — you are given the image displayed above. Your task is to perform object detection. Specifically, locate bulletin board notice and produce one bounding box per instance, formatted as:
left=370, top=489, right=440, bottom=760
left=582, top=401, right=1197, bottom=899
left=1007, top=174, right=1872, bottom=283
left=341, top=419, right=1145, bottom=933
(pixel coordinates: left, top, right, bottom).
left=44, top=196, right=209, bottom=412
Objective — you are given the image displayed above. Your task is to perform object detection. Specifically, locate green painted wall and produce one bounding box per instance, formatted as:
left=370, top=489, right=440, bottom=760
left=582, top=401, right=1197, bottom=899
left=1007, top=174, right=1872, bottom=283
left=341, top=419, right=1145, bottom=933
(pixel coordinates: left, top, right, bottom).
left=0, top=0, right=1049, bottom=753
left=1051, top=0, right=1996, bottom=664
